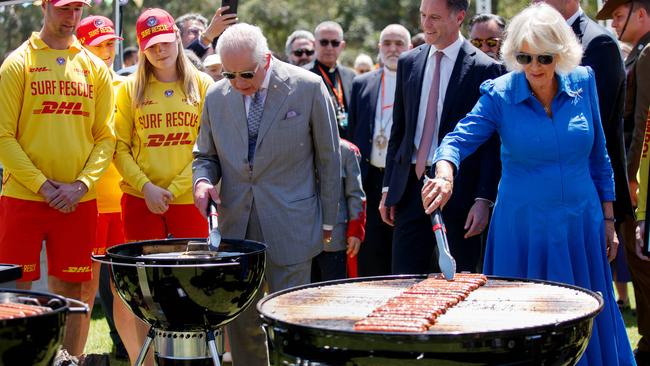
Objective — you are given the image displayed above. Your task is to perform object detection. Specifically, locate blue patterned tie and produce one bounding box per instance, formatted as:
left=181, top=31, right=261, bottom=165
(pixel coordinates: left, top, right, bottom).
left=247, top=91, right=264, bottom=166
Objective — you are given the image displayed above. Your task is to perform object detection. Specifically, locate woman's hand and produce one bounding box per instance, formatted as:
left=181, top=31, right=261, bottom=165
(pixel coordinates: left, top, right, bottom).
left=142, top=182, right=173, bottom=214
left=635, top=221, right=650, bottom=261
left=347, top=237, right=361, bottom=257
left=422, top=161, right=455, bottom=214
left=605, top=221, right=618, bottom=262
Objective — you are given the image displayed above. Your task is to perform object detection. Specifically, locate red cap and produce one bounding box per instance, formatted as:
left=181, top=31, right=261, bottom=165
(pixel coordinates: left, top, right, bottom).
left=77, top=16, right=123, bottom=46
left=136, top=8, right=177, bottom=51
left=42, top=0, right=92, bottom=6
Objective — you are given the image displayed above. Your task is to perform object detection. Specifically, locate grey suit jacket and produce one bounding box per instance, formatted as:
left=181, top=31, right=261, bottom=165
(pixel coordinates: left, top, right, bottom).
left=193, top=59, right=341, bottom=266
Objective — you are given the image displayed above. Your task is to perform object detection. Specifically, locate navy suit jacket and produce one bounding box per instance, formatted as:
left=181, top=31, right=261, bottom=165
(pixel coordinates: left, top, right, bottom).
left=348, top=68, right=383, bottom=182
left=383, top=40, right=504, bottom=219
left=572, top=13, right=633, bottom=220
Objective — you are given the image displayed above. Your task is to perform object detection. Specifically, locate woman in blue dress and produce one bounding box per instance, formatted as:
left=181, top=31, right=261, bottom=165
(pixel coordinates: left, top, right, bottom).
left=422, top=4, right=635, bottom=365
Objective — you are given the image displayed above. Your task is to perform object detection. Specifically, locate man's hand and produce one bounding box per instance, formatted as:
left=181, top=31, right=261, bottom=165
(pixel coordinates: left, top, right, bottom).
left=635, top=221, right=650, bottom=261
left=47, top=180, right=88, bottom=213
left=202, top=7, right=238, bottom=45
left=142, top=182, right=173, bottom=215
left=322, top=229, right=333, bottom=244
left=379, top=191, right=395, bottom=226
left=193, top=180, right=220, bottom=218
left=464, top=200, right=490, bottom=238
left=605, top=221, right=619, bottom=262
left=38, top=180, right=59, bottom=203
left=347, top=236, right=361, bottom=257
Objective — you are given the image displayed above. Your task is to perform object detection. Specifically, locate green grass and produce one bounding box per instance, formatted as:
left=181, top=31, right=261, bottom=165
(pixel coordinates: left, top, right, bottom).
left=84, top=283, right=643, bottom=363
left=83, top=304, right=129, bottom=366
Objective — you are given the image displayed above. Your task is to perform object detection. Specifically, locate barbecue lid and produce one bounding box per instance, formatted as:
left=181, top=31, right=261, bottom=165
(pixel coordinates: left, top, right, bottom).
left=0, top=264, right=21, bottom=284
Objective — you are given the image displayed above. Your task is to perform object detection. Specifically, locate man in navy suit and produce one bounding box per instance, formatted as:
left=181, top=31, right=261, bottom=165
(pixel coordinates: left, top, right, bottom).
left=380, top=0, right=504, bottom=274
left=349, top=24, right=412, bottom=276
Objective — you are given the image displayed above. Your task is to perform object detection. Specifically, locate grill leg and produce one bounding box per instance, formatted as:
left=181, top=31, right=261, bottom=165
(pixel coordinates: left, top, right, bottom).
left=207, top=330, right=222, bottom=366
left=134, top=326, right=156, bottom=366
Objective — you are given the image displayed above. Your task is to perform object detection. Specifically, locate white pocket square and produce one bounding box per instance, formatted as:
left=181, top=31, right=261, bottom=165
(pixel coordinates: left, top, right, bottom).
left=285, top=110, right=299, bottom=119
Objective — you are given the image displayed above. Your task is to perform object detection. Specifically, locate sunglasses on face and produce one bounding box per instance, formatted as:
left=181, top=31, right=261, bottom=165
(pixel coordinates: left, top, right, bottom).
left=319, top=39, right=341, bottom=48
left=470, top=37, right=500, bottom=48
left=515, top=52, right=555, bottom=65
left=293, top=48, right=315, bottom=57
left=221, top=64, right=260, bottom=80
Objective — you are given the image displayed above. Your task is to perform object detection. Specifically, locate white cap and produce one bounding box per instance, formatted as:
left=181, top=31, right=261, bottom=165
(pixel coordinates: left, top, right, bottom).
left=203, top=54, right=222, bottom=67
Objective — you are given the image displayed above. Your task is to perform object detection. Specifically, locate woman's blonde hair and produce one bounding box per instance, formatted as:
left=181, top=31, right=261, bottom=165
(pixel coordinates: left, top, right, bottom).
left=501, top=3, right=582, bottom=73
left=132, top=32, right=200, bottom=110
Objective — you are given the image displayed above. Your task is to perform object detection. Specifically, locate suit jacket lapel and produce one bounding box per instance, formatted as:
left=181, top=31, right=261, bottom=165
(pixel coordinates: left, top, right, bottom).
left=571, top=14, right=586, bottom=43
left=440, top=41, right=473, bottom=132
left=256, top=62, right=290, bottom=145
left=227, top=85, right=248, bottom=145
left=366, top=69, right=382, bottom=135
left=408, top=46, right=430, bottom=140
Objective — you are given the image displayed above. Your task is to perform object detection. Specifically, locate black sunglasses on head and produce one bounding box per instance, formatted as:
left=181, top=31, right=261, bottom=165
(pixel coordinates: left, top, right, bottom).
left=319, top=39, right=341, bottom=48
left=470, top=38, right=500, bottom=48
left=515, top=52, right=554, bottom=65
left=293, top=48, right=315, bottom=57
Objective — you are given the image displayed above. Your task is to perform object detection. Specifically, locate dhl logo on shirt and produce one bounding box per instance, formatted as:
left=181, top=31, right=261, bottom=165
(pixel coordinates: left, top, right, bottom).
left=62, top=266, right=91, bottom=273
left=29, top=66, right=51, bottom=73
left=146, top=132, right=193, bottom=147
left=33, top=101, right=90, bottom=117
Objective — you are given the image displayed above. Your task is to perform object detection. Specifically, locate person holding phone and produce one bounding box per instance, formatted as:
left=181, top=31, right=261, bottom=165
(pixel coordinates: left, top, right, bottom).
left=186, top=4, right=237, bottom=59
left=113, top=8, right=214, bottom=363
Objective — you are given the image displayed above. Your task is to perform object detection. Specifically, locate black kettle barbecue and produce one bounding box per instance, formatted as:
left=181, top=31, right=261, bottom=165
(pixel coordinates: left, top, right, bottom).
left=0, top=288, right=88, bottom=366
left=96, top=237, right=266, bottom=366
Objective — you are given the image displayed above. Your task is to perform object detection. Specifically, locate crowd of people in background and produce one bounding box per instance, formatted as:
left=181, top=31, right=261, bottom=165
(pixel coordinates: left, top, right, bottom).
left=0, top=0, right=649, bottom=365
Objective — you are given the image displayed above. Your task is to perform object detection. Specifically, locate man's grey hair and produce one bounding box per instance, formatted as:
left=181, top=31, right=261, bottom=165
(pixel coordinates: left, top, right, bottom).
left=379, top=24, right=411, bottom=45
left=216, top=23, right=270, bottom=65
left=314, top=21, right=344, bottom=40
left=285, top=30, right=315, bottom=57
left=175, top=13, right=208, bottom=32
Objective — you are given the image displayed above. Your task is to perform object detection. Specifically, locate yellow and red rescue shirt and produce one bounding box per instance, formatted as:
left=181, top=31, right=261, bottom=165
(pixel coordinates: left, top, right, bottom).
left=0, top=32, right=115, bottom=202
left=114, top=72, right=213, bottom=204
left=637, top=107, right=650, bottom=221
left=95, top=71, right=125, bottom=213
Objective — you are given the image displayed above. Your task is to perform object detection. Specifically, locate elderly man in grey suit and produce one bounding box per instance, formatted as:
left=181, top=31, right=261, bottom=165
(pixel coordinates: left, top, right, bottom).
left=192, top=23, right=341, bottom=365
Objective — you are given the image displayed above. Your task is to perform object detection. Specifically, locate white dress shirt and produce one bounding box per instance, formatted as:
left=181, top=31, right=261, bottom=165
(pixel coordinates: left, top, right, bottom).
left=566, top=7, right=583, bottom=27
left=411, top=36, right=464, bottom=164
left=371, top=67, right=396, bottom=168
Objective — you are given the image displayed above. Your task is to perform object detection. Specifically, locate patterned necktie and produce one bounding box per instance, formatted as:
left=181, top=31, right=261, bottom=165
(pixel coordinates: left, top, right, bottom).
left=247, top=90, right=264, bottom=166
left=415, top=51, right=444, bottom=179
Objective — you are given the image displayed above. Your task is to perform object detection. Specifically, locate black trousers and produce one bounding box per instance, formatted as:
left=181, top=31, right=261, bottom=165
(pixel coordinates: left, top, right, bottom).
left=357, top=165, right=393, bottom=276
left=391, top=166, right=483, bottom=274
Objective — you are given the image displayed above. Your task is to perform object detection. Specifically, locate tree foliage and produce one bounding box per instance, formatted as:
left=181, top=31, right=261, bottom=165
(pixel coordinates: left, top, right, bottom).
left=0, top=0, right=604, bottom=65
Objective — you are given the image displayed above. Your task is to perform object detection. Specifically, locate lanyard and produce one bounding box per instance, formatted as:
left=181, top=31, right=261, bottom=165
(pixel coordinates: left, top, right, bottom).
left=318, top=65, right=344, bottom=109
left=380, top=72, right=394, bottom=122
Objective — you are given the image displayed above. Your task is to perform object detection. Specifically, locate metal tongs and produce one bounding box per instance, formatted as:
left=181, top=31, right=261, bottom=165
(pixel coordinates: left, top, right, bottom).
left=207, top=198, right=222, bottom=251
left=424, top=176, right=457, bottom=280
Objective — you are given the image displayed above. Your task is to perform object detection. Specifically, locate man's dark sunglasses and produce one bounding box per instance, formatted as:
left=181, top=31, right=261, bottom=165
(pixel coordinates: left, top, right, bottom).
left=319, top=39, right=341, bottom=48
left=470, top=37, right=500, bottom=48
left=221, top=64, right=261, bottom=80
left=293, top=48, right=315, bottom=57
left=515, top=52, right=554, bottom=65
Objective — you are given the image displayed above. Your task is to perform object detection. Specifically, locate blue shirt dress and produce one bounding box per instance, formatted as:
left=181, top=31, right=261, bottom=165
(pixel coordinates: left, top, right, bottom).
left=434, top=66, right=635, bottom=366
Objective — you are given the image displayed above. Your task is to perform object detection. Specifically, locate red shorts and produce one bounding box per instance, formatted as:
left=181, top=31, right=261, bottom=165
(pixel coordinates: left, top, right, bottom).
left=0, top=196, right=97, bottom=282
left=94, top=212, right=125, bottom=255
left=121, top=194, right=207, bottom=241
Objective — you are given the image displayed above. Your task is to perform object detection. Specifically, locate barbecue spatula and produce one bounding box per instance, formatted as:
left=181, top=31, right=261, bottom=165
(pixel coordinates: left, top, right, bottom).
left=207, top=198, right=222, bottom=251
left=431, top=209, right=456, bottom=280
